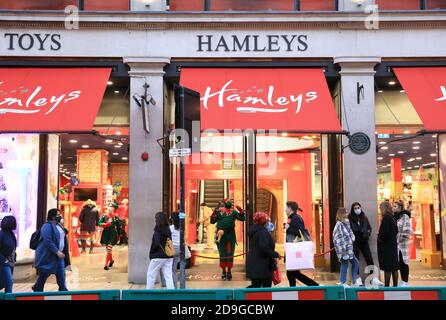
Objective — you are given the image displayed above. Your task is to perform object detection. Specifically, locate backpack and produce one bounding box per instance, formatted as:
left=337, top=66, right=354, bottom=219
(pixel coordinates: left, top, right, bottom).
left=29, top=230, right=41, bottom=250
left=161, top=238, right=175, bottom=257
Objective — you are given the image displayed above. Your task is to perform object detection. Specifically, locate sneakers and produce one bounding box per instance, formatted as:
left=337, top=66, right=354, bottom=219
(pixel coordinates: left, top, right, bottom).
left=399, top=281, right=408, bottom=287
left=353, top=277, right=363, bottom=287
left=104, top=266, right=109, bottom=271
left=372, top=277, right=384, bottom=287
left=108, top=260, right=115, bottom=268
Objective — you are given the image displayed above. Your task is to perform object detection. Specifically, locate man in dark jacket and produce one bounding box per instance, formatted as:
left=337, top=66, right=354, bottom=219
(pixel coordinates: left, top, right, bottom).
left=285, top=201, right=319, bottom=287
left=33, top=209, right=70, bottom=292
left=79, top=199, right=99, bottom=254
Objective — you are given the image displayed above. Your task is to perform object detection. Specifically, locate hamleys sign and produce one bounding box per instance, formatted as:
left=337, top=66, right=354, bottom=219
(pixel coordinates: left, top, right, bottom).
left=180, top=68, right=341, bottom=132
left=0, top=68, right=110, bottom=132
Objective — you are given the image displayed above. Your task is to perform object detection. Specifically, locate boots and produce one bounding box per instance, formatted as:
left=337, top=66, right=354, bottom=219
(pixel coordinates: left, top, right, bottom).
left=89, top=242, right=94, bottom=254
left=226, top=270, right=232, bottom=281
left=221, top=268, right=227, bottom=280
left=80, top=240, right=87, bottom=253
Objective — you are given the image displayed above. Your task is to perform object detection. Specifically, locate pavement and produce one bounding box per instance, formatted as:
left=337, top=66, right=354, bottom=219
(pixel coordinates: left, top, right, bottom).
left=11, top=244, right=446, bottom=292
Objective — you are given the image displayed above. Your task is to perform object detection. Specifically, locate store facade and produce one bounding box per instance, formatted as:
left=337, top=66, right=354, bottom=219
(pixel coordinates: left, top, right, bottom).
left=1, top=10, right=446, bottom=284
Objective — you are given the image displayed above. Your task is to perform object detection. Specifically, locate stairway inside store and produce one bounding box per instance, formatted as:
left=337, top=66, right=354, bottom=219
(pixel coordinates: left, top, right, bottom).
left=203, top=180, right=225, bottom=208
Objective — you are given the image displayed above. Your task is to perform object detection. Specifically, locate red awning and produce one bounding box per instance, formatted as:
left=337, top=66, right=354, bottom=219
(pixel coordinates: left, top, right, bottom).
left=0, top=68, right=111, bottom=133
left=394, top=67, right=446, bottom=132
left=180, top=68, right=342, bottom=132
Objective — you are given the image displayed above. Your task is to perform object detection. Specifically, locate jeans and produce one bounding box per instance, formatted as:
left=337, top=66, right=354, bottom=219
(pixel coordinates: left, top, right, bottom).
left=399, top=251, right=409, bottom=283
left=353, top=241, right=374, bottom=275
left=34, top=259, right=68, bottom=292
left=146, top=258, right=174, bottom=289
left=1, top=265, right=13, bottom=293
left=340, top=257, right=359, bottom=284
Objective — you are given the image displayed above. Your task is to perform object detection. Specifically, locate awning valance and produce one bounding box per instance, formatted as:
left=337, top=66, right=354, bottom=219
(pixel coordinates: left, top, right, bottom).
left=0, top=68, right=111, bottom=133
left=180, top=68, right=341, bottom=132
left=394, top=67, right=446, bottom=132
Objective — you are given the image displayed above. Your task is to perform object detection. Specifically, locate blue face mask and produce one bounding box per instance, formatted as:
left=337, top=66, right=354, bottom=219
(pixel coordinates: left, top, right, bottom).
left=266, top=221, right=275, bottom=232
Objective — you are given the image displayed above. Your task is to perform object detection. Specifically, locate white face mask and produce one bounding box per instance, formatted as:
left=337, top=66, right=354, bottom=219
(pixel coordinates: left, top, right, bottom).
left=354, top=208, right=362, bottom=215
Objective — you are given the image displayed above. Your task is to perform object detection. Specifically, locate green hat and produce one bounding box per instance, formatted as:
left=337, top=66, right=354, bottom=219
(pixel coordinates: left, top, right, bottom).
left=224, top=201, right=233, bottom=209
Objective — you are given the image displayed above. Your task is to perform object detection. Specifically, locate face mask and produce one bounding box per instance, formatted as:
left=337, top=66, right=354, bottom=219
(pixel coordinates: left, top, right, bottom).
left=55, top=215, right=62, bottom=223
left=354, top=209, right=362, bottom=215
left=266, top=222, right=275, bottom=232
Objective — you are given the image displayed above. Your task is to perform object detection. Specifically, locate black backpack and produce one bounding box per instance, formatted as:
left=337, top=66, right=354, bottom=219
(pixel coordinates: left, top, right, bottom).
left=29, top=229, right=41, bottom=250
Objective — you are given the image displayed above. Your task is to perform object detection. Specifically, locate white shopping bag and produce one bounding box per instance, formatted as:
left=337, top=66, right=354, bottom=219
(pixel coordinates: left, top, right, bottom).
left=285, top=241, right=315, bottom=271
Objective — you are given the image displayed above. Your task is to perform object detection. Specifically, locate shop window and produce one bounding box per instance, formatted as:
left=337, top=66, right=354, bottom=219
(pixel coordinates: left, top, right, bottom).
left=376, top=0, right=421, bottom=10
left=0, top=0, right=76, bottom=10
left=427, top=0, right=446, bottom=9
left=300, top=0, right=336, bottom=11
left=83, top=0, right=130, bottom=11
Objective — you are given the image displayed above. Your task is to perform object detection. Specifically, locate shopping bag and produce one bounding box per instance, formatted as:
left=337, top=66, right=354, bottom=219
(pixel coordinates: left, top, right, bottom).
left=285, top=241, right=315, bottom=271
left=272, top=261, right=282, bottom=285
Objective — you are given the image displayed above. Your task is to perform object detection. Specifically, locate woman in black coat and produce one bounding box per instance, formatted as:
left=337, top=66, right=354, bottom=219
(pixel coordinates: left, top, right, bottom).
left=377, top=201, right=399, bottom=287
left=246, top=212, right=280, bottom=288
left=0, top=216, right=17, bottom=293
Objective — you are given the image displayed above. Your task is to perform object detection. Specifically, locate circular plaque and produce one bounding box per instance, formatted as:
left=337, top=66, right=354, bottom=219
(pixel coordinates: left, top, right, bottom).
left=349, top=132, right=371, bottom=155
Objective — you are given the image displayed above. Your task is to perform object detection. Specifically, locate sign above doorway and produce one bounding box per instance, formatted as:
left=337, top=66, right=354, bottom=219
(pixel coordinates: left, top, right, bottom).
left=180, top=68, right=342, bottom=132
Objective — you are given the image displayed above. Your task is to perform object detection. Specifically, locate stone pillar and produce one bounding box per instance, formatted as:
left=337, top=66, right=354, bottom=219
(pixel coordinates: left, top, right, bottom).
left=124, top=57, right=170, bottom=284
left=334, top=56, right=381, bottom=279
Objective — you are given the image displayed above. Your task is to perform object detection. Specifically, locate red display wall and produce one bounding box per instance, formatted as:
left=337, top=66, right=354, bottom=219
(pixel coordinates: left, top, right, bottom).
left=300, top=0, right=336, bottom=11
left=83, top=0, right=129, bottom=11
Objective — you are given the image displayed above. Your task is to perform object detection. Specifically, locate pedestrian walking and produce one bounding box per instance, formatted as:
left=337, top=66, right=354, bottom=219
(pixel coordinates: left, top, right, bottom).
left=246, top=212, right=281, bottom=288
left=99, top=208, right=119, bottom=270
left=0, top=215, right=17, bottom=293
left=377, top=201, right=399, bottom=287
left=333, top=207, right=360, bottom=288
left=393, top=200, right=412, bottom=287
left=33, top=209, right=70, bottom=292
left=348, top=202, right=383, bottom=286
left=146, top=212, right=175, bottom=289
left=285, top=201, right=319, bottom=286
left=79, top=199, right=100, bottom=254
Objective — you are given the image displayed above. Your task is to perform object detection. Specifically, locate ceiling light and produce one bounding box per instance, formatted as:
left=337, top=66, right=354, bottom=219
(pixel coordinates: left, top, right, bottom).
left=69, top=140, right=78, bottom=143
left=430, top=154, right=437, bottom=157
left=122, top=157, right=128, bottom=160
left=432, top=134, right=438, bottom=138
left=400, top=90, right=405, bottom=93
left=114, top=90, right=120, bottom=94
left=415, top=157, right=422, bottom=160
left=413, top=146, right=420, bottom=150
left=278, top=157, right=284, bottom=162
left=378, top=90, right=383, bottom=93
left=408, top=158, right=415, bottom=162
left=388, top=81, right=396, bottom=85
left=105, top=139, right=113, bottom=143
left=312, top=135, right=317, bottom=139
left=389, top=153, right=395, bottom=156
left=404, top=130, right=410, bottom=134
left=118, top=142, right=124, bottom=146
left=413, top=141, right=420, bottom=144
left=281, top=132, right=288, bottom=137
left=407, top=167, right=412, bottom=170
left=81, top=145, right=89, bottom=148
left=381, top=146, right=388, bottom=150
left=379, top=142, right=386, bottom=145
left=377, top=157, right=383, bottom=160
left=397, top=151, right=404, bottom=154
left=414, top=165, right=419, bottom=168
left=60, top=165, right=63, bottom=167
left=116, top=131, right=122, bottom=135
left=107, top=81, right=113, bottom=85
left=114, top=145, right=122, bottom=148
left=113, top=153, right=119, bottom=156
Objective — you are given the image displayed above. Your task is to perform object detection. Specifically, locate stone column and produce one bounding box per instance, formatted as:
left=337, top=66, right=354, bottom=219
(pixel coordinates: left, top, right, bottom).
left=334, top=56, right=381, bottom=279
left=124, top=57, right=170, bottom=284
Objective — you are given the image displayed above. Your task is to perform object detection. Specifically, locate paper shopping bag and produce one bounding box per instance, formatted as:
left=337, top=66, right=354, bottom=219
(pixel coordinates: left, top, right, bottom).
left=285, top=241, right=315, bottom=271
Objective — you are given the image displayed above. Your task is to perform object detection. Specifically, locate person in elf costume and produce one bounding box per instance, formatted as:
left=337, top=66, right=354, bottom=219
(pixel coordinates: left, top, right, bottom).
left=99, top=208, right=119, bottom=270
left=210, top=199, right=245, bottom=281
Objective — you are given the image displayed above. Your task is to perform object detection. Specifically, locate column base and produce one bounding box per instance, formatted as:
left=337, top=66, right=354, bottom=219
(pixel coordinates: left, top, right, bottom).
left=420, top=249, right=441, bottom=268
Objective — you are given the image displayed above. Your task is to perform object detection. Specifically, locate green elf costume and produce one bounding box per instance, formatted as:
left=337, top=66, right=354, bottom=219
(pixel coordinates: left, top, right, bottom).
left=99, top=213, right=119, bottom=270
left=210, top=200, right=245, bottom=280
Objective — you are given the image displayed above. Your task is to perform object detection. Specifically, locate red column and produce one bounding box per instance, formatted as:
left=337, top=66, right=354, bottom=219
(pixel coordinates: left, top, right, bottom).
left=390, top=157, right=403, bottom=201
